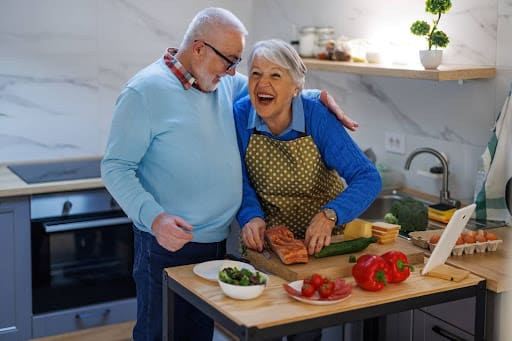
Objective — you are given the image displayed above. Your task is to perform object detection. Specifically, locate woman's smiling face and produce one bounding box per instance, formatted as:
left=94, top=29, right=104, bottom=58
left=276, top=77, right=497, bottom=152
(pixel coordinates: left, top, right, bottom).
left=248, top=55, right=300, bottom=126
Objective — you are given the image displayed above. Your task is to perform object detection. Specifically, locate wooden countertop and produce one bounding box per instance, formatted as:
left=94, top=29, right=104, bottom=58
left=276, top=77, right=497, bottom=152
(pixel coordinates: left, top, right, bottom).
left=165, top=263, right=483, bottom=332
left=443, top=226, right=511, bottom=293
left=0, top=162, right=104, bottom=197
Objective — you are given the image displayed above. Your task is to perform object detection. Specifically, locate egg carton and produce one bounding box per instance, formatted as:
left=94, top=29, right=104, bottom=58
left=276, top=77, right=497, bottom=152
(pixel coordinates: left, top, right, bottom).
left=428, top=239, right=503, bottom=256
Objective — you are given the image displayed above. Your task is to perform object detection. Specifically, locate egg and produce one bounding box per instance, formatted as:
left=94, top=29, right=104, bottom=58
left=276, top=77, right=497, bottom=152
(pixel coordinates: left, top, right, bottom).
left=477, top=229, right=487, bottom=237
left=455, top=235, right=465, bottom=245
left=464, top=229, right=477, bottom=237
left=486, top=232, right=498, bottom=240
left=463, top=234, right=476, bottom=244
left=475, top=234, right=487, bottom=243
left=429, top=234, right=441, bottom=244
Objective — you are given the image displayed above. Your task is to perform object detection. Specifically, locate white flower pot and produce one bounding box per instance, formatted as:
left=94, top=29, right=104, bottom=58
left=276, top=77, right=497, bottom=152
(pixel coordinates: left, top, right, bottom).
left=419, top=50, right=443, bottom=69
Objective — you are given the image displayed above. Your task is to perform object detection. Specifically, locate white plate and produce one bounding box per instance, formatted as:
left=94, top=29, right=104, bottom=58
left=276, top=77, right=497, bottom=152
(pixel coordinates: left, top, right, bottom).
left=285, top=280, right=352, bottom=306
left=193, top=260, right=256, bottom=282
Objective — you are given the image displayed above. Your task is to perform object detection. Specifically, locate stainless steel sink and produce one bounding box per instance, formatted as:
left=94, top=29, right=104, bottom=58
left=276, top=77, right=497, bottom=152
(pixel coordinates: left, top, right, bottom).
left=360, top=194, right=404, bottom=221
left=359, top=191, right=432, bottom=221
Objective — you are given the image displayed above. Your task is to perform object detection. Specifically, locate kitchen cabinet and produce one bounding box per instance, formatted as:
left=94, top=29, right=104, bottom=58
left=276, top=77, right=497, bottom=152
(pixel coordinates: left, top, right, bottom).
left=303, top=58, right=496, bottom=81
left=385, top=297, right=476, bottom=340
left=0, top=196, right=32, bottom=341
left=413, top=309, right=474, bottom=341
left=32, top=298, right=137, bottom=338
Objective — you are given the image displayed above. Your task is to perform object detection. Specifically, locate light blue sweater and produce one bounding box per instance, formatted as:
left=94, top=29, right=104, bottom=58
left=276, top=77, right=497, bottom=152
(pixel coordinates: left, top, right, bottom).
left=101, top=57, right=247, bottom=242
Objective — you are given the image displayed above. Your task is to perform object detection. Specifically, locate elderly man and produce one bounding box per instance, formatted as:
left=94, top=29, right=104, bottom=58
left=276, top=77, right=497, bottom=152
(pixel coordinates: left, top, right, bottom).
left=102, top=7, right=357, bottom=341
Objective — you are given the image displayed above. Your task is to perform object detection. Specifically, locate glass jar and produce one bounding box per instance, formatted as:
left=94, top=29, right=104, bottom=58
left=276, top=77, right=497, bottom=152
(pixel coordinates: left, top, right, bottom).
left=299, top=26, right=317, bottom=57
left=316, top=26, right=336, bottom=45
left=315, top=27, right=336, bottom=59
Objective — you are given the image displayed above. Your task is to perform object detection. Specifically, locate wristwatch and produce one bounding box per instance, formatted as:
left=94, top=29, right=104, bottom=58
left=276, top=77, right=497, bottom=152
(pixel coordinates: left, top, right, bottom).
left=322, top=208, right=337, bottom=224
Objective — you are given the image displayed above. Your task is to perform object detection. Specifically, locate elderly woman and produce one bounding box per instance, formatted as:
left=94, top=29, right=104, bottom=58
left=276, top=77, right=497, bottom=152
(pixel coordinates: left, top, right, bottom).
left=234, top=39, right=382, bottom=258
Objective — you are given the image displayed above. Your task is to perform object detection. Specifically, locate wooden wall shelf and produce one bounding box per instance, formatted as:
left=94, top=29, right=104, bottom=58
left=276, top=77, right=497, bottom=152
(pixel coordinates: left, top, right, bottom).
left=302, top=58, right=496, bottom=81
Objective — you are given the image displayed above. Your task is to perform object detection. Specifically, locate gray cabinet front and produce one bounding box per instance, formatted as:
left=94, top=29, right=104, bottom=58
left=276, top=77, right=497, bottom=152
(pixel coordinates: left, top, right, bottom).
left=413, top=309, right=474, bottom=341
left=0, top=196, right=31, bottom=341
left=385, top=298, right=476, bottom=340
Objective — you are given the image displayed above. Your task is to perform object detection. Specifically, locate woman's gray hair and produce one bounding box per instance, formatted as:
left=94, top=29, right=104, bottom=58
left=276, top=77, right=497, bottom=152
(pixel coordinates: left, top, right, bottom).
left=181, top=7, right=248, bottom=48
left=247, top=39, right=307, bottom=89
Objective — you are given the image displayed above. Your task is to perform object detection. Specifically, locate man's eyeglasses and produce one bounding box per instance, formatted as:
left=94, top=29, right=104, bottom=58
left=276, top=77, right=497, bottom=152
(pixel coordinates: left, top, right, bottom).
left=195, top=40, right=241, bottom=71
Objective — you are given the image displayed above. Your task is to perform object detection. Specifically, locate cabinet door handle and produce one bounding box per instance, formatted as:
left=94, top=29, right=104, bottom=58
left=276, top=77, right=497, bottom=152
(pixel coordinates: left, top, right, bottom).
left=44, top=216, right=132, bottom=233
left=431, top=325, right=467, bottom=341
left=75, top=308, right=111, bottom=320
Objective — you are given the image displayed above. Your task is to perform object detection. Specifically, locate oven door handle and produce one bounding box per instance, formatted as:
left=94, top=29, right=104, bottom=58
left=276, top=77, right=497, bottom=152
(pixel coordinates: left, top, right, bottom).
left=43, top=217, right=132, bottom=233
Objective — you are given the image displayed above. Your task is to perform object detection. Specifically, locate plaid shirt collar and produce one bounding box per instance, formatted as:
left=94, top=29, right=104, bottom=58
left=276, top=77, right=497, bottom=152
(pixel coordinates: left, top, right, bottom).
left=163, top=47, right=201, bottom=91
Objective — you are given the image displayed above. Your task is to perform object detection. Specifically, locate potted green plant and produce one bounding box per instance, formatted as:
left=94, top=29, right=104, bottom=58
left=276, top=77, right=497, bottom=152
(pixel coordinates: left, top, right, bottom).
left=410, top=0, right=452, bottom=69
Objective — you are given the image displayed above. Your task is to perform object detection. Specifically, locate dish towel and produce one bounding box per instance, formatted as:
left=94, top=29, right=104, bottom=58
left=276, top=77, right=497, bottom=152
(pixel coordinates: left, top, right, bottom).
left=474, top=84, right=512, bottom=223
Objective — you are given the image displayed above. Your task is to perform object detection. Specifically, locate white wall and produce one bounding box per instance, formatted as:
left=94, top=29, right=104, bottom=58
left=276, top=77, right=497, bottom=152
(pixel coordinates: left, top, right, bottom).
left=0, top=0, right=253, bottom=162
left=0, top=0, right=511, bottom=203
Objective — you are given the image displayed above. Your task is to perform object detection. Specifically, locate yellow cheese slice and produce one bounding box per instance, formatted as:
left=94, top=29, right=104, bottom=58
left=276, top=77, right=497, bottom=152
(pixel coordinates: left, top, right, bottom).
left=372, top=221, right=401, bottom=232
left=372, top=229, right=399, bottom=237
left=377, top=237, right=398, bottom=244
left=343, top=219, right=373, bottom=241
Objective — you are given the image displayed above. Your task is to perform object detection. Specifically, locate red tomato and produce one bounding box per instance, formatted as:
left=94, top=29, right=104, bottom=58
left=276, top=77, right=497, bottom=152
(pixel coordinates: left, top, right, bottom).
left=301, top=283, right=315, bottom=297
left=309, top=273, right=324, bottom=289
left=318, top=282, right=334, bottom=298
left=323, top=279, right=335, bottom=291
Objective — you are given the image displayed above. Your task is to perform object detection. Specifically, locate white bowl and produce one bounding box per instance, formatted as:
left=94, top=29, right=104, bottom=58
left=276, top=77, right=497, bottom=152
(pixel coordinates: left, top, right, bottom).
left=218, top=273, right=269, bottom=300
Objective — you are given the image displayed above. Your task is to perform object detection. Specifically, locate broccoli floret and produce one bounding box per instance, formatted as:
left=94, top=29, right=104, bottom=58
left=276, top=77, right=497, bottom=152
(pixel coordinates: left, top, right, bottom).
left=384, top=213, right=399, bottom=224
left=389, top=197, right=428, bottom=232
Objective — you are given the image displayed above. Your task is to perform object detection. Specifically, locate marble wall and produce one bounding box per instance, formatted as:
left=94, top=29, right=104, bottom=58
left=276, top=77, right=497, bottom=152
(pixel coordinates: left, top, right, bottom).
left=0, top=0, right=511, bottom=203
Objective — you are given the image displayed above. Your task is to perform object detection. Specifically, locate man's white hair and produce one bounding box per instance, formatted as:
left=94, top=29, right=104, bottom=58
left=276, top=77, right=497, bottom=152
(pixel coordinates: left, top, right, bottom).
left=181, top=7, right=248, bottom=48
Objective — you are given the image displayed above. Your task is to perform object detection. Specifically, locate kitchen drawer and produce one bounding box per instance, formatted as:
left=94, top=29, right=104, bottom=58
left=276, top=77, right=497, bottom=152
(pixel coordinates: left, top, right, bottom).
left=32, top=298, right=136, bottom=338
left=413, top=309, right=474, bottom=341
left=419, top=297, right=475, bottom=334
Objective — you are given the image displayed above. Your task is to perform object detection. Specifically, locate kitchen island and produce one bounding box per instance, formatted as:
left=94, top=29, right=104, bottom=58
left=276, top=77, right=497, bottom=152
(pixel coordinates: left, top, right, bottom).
left=163, top=262, right=486, bottom=340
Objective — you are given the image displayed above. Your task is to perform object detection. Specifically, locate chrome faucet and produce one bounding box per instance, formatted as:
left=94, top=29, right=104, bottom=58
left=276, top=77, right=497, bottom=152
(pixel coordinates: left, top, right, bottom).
left=404, top=147, right=461, bottom=208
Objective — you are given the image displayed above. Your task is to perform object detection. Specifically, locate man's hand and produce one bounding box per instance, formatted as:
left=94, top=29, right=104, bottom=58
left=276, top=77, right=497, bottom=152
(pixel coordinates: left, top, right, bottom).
left=304, top=212, right=335, bottom=255
left=320, top=89, right=359, bottom=131
left=152, top=212, right=194, bottom=252
left=241, top=217, right=266, bottom=252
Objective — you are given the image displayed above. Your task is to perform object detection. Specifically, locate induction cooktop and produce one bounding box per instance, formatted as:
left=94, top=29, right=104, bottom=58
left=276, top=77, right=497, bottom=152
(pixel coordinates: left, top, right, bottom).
left=7, top=158, right=102, bottom=184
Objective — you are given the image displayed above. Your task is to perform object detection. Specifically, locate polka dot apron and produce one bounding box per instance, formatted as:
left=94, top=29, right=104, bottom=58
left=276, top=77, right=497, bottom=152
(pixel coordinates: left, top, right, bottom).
left=245, top=133, right=345, bottom=240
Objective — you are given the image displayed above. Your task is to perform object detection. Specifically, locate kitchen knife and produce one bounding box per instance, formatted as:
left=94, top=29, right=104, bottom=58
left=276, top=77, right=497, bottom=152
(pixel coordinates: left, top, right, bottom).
left=262, top=240, right=271, bottom=260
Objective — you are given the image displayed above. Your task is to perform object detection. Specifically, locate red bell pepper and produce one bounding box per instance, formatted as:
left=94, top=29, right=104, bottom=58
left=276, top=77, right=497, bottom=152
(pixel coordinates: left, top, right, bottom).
left=381, top=251, right=415, bottom=283
left=352, top=254, right=392, bottom=291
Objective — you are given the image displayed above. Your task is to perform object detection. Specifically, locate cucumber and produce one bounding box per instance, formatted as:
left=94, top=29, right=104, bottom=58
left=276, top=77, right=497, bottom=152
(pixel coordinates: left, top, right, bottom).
left=314, top=236, right=378, bottom=258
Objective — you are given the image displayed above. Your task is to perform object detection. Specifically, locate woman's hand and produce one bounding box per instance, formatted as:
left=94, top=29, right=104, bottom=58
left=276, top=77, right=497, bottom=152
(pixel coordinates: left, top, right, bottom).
left=241, top=217, right=266, bottom=252
left=319, top=89, right=359, bottom=131
left=304, top=212, right=335, bottom=255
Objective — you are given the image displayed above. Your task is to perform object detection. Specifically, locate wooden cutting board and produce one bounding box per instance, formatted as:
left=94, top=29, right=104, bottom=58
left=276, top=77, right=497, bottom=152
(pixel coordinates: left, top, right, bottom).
left=246, top=236, right=425, bottom=282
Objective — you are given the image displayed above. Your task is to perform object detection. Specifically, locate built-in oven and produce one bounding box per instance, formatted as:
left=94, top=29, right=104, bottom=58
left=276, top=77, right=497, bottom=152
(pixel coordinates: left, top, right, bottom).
left=30, top=188, right=136, bottom=337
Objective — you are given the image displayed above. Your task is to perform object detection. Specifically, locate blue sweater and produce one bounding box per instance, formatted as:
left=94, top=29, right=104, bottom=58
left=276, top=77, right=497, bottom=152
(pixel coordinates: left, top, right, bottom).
left=234, top=94, right=382, bottom=228
left=102, top=57, right=247, bottom=242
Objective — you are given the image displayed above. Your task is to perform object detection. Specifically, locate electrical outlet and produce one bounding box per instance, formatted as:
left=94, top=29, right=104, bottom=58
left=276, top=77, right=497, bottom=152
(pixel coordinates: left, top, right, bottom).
left=385, top=132, right=406, bottom=154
